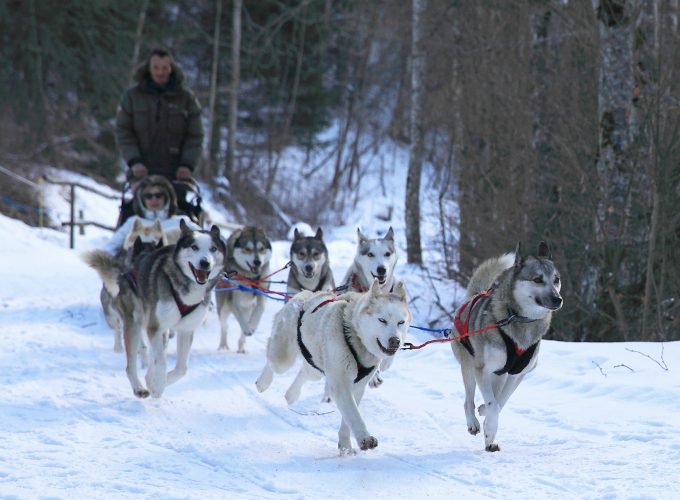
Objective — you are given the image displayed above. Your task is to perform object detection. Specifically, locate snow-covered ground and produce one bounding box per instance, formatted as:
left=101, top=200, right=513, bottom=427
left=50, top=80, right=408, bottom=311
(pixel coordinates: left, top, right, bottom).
left=1, top=166, right=679, bottom=499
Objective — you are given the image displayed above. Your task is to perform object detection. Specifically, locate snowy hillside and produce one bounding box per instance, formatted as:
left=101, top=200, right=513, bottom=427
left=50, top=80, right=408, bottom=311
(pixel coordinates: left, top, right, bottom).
left=1, top=169, right=679, bottom=499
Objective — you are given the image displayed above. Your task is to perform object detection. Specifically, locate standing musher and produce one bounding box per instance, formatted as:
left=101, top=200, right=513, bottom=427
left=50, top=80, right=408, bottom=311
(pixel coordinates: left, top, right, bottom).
left=115, top=47, right=204, bottom=224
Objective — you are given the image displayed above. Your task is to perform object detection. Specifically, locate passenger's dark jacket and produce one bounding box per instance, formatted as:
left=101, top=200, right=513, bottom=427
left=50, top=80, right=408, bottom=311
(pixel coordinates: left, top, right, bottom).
left=115, top=61, right=204, bottom=180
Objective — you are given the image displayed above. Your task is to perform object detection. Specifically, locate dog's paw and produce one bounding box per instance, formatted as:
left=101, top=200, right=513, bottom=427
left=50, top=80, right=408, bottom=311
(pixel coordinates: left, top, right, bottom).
left=217, top=342, right=229, bottom=351
left=338, top=446, right=357, bottom=456
left=359, top=436, right=378, bottom=450
left=368, top=372, right=384, bottom=389
left=485, top=443, right=501, bottom=452
left=467, top=422, right=480, bottom=435
left=134, top=388, right=150, bottom=399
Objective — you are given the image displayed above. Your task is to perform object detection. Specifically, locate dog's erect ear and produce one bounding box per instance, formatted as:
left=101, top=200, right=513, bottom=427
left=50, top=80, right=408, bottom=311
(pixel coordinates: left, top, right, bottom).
left=537, top=241, right=552, bottom=260
left=132, top=218, right=142, bottom=232
left=369, top=277, right=381, bottom=297
left=294, top=228, right=302, bottom=240
left=513, top=241, right=524, bottom=270
left=384, top=227, right=394, bottom=241
left=210, top=224, right=221, bottom=240
left=179, top=218, right=194, bottom=236
left=153, top=218, right=162, bottom=232
left=392, top=281, right=408, bottom=302
left=357, top=227, right=368, bottom=244
left=315, top=227, right=323, bottom=240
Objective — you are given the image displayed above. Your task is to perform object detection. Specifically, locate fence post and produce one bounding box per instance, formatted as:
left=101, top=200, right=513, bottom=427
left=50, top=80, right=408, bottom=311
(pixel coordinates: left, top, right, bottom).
left=69, top=184, right=75, bottom=249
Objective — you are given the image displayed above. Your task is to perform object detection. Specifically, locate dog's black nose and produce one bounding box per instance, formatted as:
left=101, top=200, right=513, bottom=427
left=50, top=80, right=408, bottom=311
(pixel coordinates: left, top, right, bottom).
left=305, top=264, right=313, bottom=273
left=253, top=259, right=261, bottom=267
left=199, top=258, right=210, bottom=270
left=377, top=266, right=386, bottom=276
left=552, top=295, right=563, bottom=308
left=388, top=336, right=401, bottom=349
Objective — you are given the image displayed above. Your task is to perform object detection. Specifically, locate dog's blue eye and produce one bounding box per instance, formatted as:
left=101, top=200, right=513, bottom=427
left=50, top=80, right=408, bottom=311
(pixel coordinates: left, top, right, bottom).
left=367, top=252, right=375, bottom=258
left=191, top=244, right=199, bottom=251
left=378, top=318, right=387, bottom=324
left=398, top=320, right=405, bottom=326
left=533, top=277, right=544, bottom=284
left=210, top=246, right=217, bottom=253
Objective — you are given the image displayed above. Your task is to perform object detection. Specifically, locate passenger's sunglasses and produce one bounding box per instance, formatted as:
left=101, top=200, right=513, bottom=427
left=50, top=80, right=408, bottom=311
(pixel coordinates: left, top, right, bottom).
left=143, top=192, right=165, bottom=200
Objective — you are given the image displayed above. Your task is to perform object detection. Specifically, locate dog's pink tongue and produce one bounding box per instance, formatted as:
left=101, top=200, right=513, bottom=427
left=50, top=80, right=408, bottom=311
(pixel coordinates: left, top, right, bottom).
left=194, top=269, right=209, bottom=284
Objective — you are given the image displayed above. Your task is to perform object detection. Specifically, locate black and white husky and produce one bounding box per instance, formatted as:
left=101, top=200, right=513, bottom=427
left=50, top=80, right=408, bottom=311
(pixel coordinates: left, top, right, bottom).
left=451, top=242, right=562, bottom=451
left=286, top=227, right=335, bottom=296
left=83, top=220, right=226, bottom=398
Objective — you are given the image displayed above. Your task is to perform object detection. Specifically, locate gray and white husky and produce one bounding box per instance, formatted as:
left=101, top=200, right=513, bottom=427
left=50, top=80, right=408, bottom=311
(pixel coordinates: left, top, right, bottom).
left=215, top=226, right=272, bottom=353
left=83, top=220, right=226, bottom=398
left=255, top=279, right=412, bottom=453
left=451, top=241, right=562, bottom=452
left=336, top=227, right=399, bottom=393
left=339, top=227, right=397, bottom=294
left=287, top=227, right=335, bottom=296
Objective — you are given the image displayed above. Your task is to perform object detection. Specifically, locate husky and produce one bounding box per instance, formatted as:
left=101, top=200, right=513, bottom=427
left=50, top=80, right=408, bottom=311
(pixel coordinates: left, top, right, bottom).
left=336, top=227, right=399, bottom=393
left=286, top=227, right=335, bottom=296
left=215, top=226, right=272, bottom=353
left=451, top=241, right=562, bottom=452
left=101, top=218, right=166, bottom=353
left=339, top=227, right=397, bottom=294
left=255, top=279, right=412, bottom=453
left=83, top=220, right=226, bottom=398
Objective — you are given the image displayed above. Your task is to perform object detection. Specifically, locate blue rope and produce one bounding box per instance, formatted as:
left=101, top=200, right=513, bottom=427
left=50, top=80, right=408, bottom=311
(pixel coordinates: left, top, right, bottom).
left=214, top=278, right=289, bottom=302
left=409, top=324, right=452, bottom=338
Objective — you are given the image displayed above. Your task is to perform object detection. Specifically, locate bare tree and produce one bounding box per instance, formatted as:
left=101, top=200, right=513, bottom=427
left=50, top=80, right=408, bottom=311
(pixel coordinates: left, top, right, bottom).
left=225, top=0, right=242, bottom=179
left=204, top=0, right=223, bottom=179
left=406, top=0, right=426, bottom=265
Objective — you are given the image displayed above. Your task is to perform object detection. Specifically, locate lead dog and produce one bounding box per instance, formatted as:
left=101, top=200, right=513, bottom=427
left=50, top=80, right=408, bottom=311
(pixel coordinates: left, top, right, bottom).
left=84, top=220, right=225, bottom=398
left=255, top=279, right=412, bottom=453
left=451, top=241, right=562, bottom=451
left=215, top=226, right=272, bottom=353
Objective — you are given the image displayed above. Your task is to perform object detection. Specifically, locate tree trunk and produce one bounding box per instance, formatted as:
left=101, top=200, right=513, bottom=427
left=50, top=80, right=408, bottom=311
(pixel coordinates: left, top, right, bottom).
left=405, top=0, right=426, bottom=265
left=225, top=0, right=242, bottom=179
left=204, top=0, right=223, bottom=180
left=129, top=0, right=149, bottom=85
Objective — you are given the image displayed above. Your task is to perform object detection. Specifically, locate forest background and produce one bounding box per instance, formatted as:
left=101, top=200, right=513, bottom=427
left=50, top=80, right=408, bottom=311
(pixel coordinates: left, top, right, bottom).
left=1, top=0, right=679, bottom=343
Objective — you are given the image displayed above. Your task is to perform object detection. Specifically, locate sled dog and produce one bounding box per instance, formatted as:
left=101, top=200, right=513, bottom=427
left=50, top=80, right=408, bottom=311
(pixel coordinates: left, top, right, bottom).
left=339, top=227, right=397, bottom=294
left=451, top=241, right=562, bottom=451
left=102, top=218, right=167, bottom=353
left=286, top=227, right=335, bottom=296
left=215, top=226, right=272, bottom=353
left=336, top=227, right=399, bottom=392
left=255, top=279, right=412, bottom=453
left=84, top=220, right=225, bottom=398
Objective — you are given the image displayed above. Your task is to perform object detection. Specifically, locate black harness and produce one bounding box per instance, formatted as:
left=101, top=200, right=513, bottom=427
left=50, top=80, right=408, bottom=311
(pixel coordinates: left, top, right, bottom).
left=296, top=305, right=376, bottom=384
left=457, top=295, right=540, bottom=376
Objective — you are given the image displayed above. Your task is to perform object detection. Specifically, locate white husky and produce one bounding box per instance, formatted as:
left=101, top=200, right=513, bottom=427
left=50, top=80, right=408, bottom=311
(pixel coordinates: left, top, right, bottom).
left=339, top=227, right=397, bottom=294
left=256, top=279, right=412, bottom=453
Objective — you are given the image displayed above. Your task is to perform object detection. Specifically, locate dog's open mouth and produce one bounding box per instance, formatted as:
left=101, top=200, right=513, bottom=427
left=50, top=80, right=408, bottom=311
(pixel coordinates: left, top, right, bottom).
left=190, top=263, right=210, bottom=285
left=303, top=270, right=315, bottom=279
left=247, top=263, right=261, bottom=274
left=371, top=273, right=387, bottom=285
left=377, top=338, right=399, bottom=356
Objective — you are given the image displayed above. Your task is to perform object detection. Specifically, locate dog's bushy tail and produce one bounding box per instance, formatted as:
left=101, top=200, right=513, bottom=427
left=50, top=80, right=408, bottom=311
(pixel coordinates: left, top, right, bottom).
left=466, top=252, right=515, bottom=297
left=81, top=250, right=122, bottom=297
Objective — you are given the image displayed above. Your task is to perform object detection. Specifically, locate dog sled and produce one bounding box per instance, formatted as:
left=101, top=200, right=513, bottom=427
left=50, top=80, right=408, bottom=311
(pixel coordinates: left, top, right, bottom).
left=115, top=177, right=204, bottom=228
